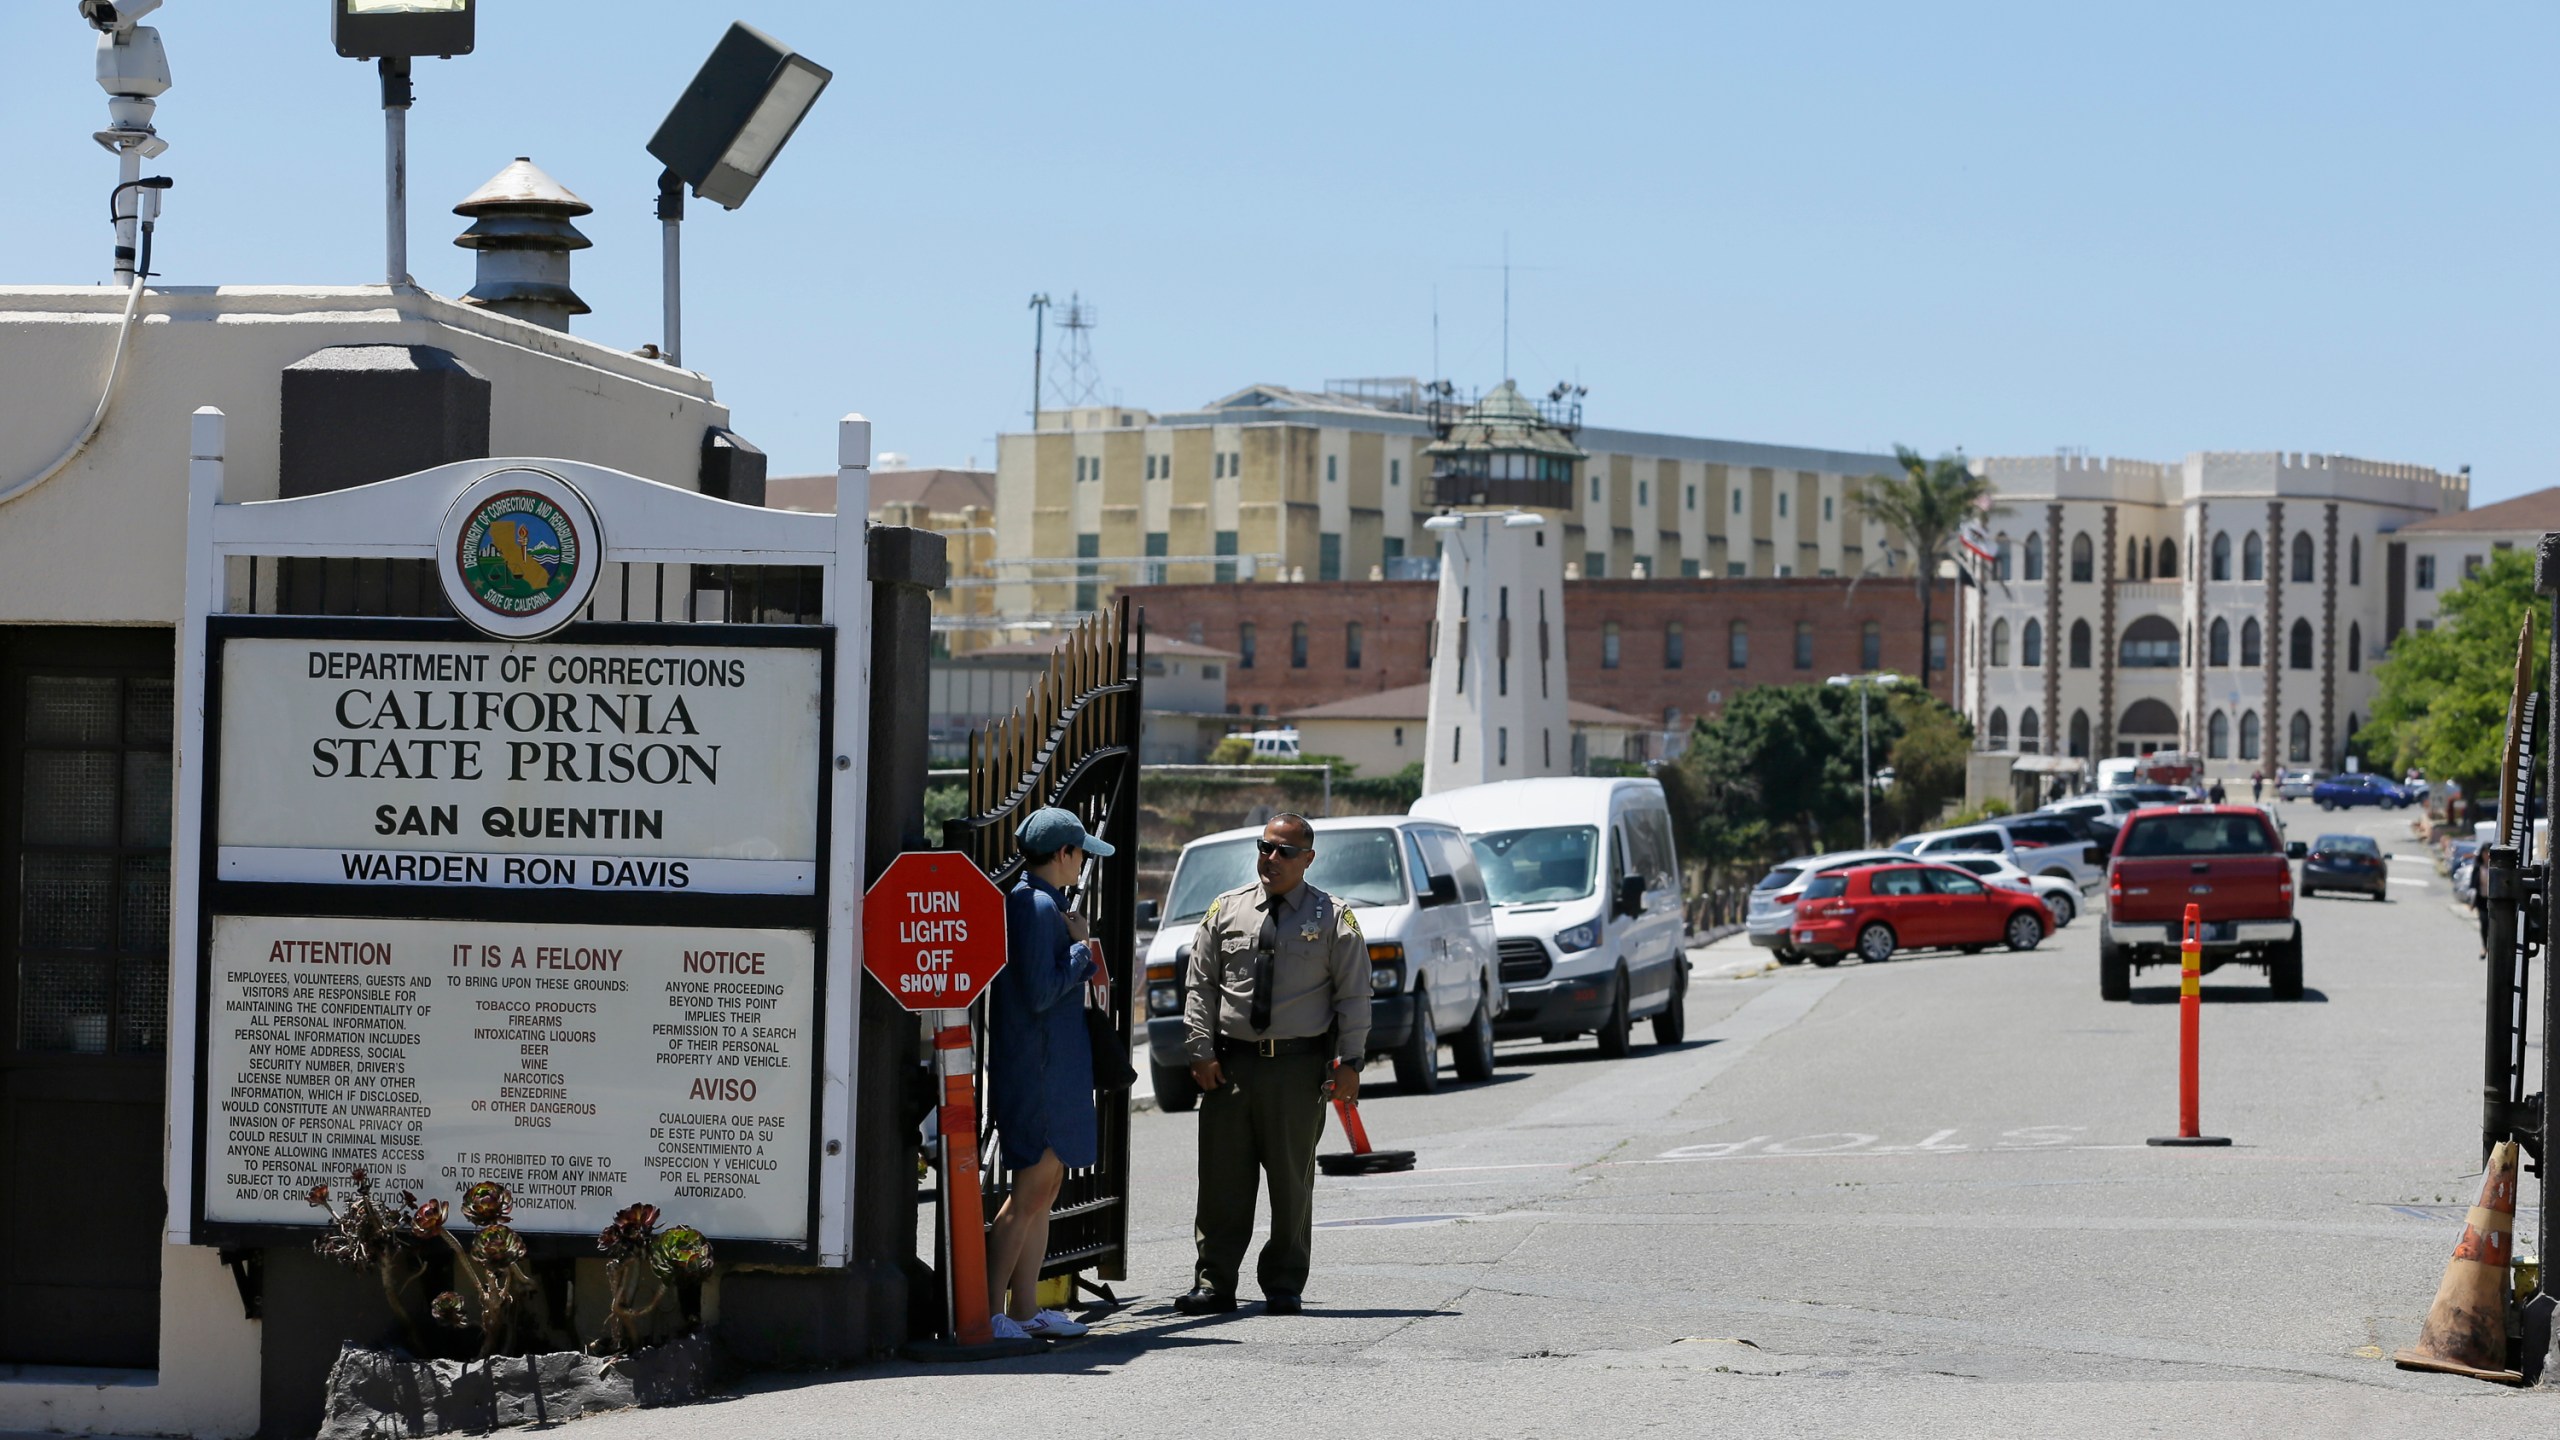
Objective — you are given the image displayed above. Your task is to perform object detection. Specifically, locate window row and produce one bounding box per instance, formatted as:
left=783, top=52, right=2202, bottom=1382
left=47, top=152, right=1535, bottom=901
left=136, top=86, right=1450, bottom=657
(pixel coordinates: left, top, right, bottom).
left=1236, top=621, right=1365, bottom=670
left=1598, top=620, right=1893, bottom=672
left=1998, top=529, right=2366, bottom=588
left=1978, top=704, right=2331, bottom=765
left=1984, top=616, right=2363, bottom=673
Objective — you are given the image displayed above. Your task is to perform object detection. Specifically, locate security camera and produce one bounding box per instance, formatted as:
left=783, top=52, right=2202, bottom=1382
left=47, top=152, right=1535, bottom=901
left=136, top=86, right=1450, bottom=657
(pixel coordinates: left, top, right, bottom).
left=81, top=0, right=162, bottom=34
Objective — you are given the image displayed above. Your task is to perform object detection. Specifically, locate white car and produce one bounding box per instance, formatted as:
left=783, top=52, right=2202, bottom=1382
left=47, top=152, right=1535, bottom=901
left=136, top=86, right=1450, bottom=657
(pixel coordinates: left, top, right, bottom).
left=1747, top=850, right=1911, bottom=961
left=1932, top=855, right=2081, bottom=928
left=2276, top=769, right=2327, bottom=801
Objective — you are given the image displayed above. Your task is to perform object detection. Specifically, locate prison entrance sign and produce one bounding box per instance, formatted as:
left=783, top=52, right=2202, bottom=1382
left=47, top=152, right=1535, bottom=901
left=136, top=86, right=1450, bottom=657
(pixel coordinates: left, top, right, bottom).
left=170, top=408, right=874, bottom=1266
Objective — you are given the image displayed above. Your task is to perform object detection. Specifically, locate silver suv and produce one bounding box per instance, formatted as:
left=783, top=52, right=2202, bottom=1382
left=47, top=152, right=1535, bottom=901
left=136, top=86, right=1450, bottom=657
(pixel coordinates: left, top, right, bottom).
left=1747, top=850, right=1909, bottom=962
left=1895, top=817, right=2103, bottom=892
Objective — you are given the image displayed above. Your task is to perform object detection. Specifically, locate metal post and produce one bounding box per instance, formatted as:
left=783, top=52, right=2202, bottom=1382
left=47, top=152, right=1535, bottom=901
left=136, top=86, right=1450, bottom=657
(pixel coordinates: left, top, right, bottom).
left=658, top=169, right=685, bottom=366
left=1028, top=294, right=1049, bottom=427
left=112, top=143, right=142, bottom=284
left=2488, top=845, right=2522, bottom=1165
left=380, top=58, right=412, bottom=286
left=1859, top=681, right=1873, bottom=849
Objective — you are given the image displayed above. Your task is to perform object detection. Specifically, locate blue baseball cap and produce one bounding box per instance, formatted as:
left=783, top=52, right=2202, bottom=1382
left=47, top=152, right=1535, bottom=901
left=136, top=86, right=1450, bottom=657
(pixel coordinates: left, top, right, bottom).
left=1015, top=806, right=1114, bottom=858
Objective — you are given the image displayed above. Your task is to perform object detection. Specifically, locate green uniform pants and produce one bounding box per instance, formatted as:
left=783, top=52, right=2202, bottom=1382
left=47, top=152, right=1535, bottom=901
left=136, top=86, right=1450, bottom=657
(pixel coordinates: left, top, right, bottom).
left=1191, top=1048, right=1328, bottom=1298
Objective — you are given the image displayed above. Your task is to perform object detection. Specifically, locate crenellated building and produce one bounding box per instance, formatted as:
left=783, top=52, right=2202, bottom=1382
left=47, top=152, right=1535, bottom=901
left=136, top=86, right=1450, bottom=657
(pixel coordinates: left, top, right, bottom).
left=1958, top=451, right=2482, bottom=774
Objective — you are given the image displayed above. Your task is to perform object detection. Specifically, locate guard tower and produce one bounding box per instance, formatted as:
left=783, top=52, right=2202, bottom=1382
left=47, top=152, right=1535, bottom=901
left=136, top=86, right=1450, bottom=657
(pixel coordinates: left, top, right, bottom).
left=1421, top=509, right=1570, bottom=793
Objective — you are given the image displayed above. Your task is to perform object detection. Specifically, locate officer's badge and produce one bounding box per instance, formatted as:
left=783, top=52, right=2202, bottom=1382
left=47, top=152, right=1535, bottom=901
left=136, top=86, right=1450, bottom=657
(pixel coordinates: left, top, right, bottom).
left=1299, top=920, right=1322, bottom=943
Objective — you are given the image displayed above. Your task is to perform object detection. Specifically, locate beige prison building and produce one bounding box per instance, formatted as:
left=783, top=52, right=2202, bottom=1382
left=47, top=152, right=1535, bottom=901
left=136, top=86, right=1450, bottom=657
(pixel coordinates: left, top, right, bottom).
left=990, top=382, right=1914, bottom=628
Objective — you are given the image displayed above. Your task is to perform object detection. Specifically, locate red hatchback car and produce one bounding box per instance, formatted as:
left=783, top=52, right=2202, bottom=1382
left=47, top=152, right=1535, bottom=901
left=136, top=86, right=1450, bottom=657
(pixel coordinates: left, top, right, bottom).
left=1791, top=862, right=2053, bottom=966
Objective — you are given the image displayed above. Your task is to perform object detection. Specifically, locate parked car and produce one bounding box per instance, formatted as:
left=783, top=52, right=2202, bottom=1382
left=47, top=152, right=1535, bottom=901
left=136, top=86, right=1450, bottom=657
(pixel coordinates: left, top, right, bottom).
left=1896, top=816, right=2104, bottom=891
left=2301, top=832, right=2389, bottom=901
left=1746, top=849, right=1910, bottom=962
left=1790, top=863, right=2053, bottom=965
left=2449, top=840, right=2482, bottom=901
left=2276, top=768, right=2329, bottom=801
left=2100, top=805, right=2308, bottom=1000
left=2312, top=772, right=2410, bottom=811
left=1932, top=854, right=2082, bottom=927
left=1413, top=777, right=1690, bottom=1056
left=2025, top=807, right=2121, bottom=862
left=1139, top=815, right=1501, bottom=1108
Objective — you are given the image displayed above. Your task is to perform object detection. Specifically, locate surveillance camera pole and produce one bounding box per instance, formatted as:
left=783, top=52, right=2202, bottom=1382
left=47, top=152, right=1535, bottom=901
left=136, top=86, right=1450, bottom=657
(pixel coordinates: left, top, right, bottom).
left=380, top=57, right=413, bottom=286
left=657, top=168, right=684, bottom=367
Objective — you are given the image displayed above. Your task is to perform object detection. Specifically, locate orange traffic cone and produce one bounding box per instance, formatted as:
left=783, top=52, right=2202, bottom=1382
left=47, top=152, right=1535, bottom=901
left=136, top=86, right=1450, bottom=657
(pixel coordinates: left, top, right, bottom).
left=2393, top=1140, right=2523, bottom=1384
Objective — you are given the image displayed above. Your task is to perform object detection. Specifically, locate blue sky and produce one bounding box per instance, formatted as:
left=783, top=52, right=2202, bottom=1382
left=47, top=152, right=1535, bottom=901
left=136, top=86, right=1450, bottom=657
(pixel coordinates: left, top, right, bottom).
left=2, top=4, right=2551, bottom=497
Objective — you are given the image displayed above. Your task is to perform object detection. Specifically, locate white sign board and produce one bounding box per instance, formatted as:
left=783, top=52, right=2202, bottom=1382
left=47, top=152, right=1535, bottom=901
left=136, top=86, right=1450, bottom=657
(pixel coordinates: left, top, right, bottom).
left=214, top=636, right=823, bottom=894
left=203, top=915, right=816, bottom=1241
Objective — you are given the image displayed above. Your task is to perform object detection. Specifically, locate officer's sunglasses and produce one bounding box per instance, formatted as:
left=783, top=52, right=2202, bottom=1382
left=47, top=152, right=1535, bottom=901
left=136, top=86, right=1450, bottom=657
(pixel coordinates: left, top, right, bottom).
left=1256, top=839, right=1309, bottom=859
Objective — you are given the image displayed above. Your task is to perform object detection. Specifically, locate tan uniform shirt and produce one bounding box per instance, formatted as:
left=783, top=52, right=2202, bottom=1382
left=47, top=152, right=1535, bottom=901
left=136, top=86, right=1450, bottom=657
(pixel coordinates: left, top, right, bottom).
left=1182, top=879, right=1371, bottom=1064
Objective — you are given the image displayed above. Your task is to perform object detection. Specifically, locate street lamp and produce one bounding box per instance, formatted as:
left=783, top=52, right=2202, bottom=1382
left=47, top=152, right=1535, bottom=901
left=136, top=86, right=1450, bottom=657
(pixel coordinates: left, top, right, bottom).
left=1827, top=671, right=1903, bottom=848
left=645, top=23, right=833, bottom=367
left=332, top=0, right=477, bottom=288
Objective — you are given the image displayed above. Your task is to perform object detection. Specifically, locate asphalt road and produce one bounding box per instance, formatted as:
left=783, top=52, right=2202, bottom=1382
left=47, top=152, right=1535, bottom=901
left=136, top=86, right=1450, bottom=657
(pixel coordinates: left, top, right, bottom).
left=583, top=802, right=2554, bottom=1437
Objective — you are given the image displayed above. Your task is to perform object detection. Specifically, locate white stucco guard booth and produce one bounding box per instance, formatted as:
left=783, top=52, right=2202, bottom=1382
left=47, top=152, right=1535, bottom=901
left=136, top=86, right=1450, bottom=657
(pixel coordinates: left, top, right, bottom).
left=152, top=407, right=872, bottom=1432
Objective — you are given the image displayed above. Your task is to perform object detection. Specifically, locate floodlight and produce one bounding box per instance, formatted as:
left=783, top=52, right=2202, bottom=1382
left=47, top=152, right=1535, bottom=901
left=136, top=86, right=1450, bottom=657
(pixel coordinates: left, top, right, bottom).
left=648, top=23, right=832, bottom=211
left=1423, top=515, right=1464, bottom=532
left=643, top=23, right=831, bottom=367
left=333, top=0, right=475, bottom=60
left=1503, top=512, right=1545, bottom=528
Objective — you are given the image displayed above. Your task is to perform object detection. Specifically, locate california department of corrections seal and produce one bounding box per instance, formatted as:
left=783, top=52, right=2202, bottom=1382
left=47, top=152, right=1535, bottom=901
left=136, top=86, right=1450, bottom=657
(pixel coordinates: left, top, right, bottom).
left=436, top=468, right=603, bottom=639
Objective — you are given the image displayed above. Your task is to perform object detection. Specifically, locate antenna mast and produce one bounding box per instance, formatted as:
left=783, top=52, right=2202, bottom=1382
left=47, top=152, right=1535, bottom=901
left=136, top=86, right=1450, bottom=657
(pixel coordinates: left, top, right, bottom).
left=1047, top=292, right=1102, bottom=410
left=1027, top=293, right=1050, bottom=428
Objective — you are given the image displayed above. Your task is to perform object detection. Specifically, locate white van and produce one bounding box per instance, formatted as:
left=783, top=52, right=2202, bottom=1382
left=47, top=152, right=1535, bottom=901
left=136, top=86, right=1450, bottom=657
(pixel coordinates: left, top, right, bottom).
left=1243, top=728, right=1301, bottom=760
left=1137, top=815, right=1501, bottom=1110
left=1409, top=777, right=1689, bottom=1055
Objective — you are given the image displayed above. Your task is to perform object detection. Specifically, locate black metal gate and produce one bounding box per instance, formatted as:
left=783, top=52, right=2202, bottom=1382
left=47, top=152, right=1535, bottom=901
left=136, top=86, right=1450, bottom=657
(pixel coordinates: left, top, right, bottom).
left=944, top=598, right=1144, bottom=1284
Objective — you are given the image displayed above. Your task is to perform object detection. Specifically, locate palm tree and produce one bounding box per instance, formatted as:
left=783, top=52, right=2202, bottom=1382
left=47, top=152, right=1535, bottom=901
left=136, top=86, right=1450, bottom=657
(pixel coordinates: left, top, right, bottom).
left=1848, top=446, right=1999, bottom=688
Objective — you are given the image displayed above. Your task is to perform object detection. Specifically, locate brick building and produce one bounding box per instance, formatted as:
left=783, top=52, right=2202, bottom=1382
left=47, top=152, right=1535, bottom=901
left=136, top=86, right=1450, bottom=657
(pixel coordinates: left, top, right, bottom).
left=1134, top=576, right=1952, bottom=733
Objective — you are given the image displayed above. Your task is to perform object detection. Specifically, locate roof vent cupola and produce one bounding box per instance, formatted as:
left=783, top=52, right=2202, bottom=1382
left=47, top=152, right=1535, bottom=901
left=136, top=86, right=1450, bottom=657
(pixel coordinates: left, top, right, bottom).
left=451, top=157, right=591, bottom=331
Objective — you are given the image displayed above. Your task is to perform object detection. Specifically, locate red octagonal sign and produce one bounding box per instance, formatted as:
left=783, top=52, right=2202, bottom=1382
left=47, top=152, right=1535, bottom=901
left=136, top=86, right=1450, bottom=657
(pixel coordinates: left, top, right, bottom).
left=864, top=851, right=1008, bottom=1011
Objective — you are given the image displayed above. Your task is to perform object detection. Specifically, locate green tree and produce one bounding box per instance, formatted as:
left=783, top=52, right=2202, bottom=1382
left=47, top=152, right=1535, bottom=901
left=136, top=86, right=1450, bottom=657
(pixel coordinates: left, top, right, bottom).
left=1850, top=446, right=1999, bottom=684
left=1675, top=684, right=1874, bottom=865
left=1882, top=686, right=1975, bottom=834
left=2360, top=548, right=2546, bottom=787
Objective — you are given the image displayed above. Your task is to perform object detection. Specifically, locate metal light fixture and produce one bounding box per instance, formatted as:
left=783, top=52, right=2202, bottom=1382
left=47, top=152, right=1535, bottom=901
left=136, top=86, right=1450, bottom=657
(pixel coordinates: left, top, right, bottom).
left=644, top=23, right=832, bottom=367
left=332, top=0, right=477, bottom=288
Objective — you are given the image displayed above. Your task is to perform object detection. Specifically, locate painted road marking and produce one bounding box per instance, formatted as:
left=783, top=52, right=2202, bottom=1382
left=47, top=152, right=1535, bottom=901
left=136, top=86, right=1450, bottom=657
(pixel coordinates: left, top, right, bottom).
left=1656, top=1126, right=2089, bottom=1160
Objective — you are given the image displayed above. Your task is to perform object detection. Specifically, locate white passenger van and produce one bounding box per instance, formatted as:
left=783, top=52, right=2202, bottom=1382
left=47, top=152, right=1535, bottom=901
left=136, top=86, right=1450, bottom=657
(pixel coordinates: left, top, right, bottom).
left=1409, top=777, right=1689, bottom=1055
left=1136, top=815, right=1501, bottom=1110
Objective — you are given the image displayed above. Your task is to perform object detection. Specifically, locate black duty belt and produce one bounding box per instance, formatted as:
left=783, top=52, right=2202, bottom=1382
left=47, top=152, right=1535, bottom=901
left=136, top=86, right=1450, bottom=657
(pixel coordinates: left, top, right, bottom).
left=1214, top=1035, right=1330, bottom=1059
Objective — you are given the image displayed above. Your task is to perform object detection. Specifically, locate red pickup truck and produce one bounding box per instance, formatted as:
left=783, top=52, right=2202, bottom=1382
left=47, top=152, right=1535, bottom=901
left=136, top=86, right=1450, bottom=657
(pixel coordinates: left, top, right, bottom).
left=2099, top=805, right=2308, bottom=1001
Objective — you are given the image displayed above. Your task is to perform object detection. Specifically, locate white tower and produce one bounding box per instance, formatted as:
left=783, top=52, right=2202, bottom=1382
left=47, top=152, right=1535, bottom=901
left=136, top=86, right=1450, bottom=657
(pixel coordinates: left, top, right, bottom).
left=1423, top=511, right=1569, bottom=794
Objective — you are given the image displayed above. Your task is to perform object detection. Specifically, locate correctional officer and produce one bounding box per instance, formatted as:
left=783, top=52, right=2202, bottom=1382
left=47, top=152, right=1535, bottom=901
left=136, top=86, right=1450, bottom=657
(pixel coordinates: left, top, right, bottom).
left=1174, top=812, right=1370, bottom=1316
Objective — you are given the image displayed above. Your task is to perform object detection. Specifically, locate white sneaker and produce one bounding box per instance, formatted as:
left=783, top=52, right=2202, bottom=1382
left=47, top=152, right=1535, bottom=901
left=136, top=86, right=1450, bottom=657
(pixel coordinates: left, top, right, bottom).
left=988, top=1313, right=1033, bottom=1341
left=1024, top=1308, right=1089, bottom=1338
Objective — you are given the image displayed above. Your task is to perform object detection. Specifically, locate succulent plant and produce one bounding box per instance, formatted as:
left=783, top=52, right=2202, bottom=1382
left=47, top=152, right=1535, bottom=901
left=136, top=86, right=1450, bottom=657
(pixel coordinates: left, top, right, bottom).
left=649, top=1226, right=714, bottom=1283
left=471, top=1223, right=526, bottom=1269
left=412, top=1198, right=450, bottom=1239
left=459, top=1181, right=513, bottom=1226
left=429, top=1291, right=471, bottom=1330
left=306, top=1183, right=332, bottom=1208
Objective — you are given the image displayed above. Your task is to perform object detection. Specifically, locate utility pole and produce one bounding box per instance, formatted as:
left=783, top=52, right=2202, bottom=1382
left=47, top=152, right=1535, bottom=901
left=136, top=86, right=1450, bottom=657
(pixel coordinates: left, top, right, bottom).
left=1027, top=293, right=1050, bottom=429
left=1829, top=671, right=1904, bottom=848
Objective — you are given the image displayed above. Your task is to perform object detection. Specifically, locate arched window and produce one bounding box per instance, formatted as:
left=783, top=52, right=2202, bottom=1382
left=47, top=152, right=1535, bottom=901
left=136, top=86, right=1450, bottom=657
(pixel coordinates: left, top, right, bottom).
left=1602, top=621, right=1621, bottom=669
left=2243, top=531, right=2264, bottom=581
left=2157, top=537, right=2178, bottom=579
left=2208, top=710, right=2231, bottom=758
left=2239, top=710, right=2261, bottom=760
left=1729, top=620, right=1749, bottom=669
left=1861, top=621, right=1881, bottom=670
left=2068, top=619, right=2093, bottom=669
left=1988, top=708, right=2009, bottom=750
left=1995, top=539, right=2013, bottom=583
left=2288, top=617, right=2313, bottom=670
left=2209, top=617, right=2231, bottom=666
left=1990, top=619, right=2011, bottom=666
left=2119, top=615, right=2180, bottom=667
left=2288, top=711, right=2313, bottom=763
left=2023, top=532, right=2045, bottom=581
left=2291, top=531, right=2315, bottom=583
left=1290, top=621, right=1308, bottom=668
left=2019, top=707, right=2041, bottom=753
left=2351, top=534, right=2362, bottom=586
left=2070, top=533, right=2094, bottom=583
left=2068, top=709, right=2091, bottom=758
left=1664, top=621, right=1684, bottom=670
left=2127, top=538, right=2142, bottom=580
left=2241, top=617, right=2263, bottom=668
left=2021, top=618, right=2043, bottom=667
left=2211, top=532, right=2231, bottom=581
left=2349, top=621, right=2362, bottom=672
left=2121, top=698, right=2179, bottom=741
